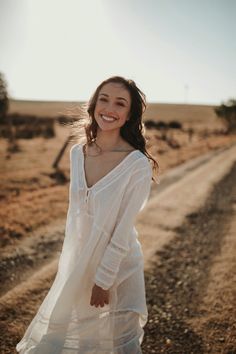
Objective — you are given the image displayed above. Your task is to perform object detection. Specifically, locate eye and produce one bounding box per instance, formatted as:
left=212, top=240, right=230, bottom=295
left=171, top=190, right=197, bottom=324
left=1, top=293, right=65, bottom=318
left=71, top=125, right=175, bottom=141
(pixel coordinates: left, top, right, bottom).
left=116, top=102, right=125, bottom=107
left=99, top=97, right=108, bottom=102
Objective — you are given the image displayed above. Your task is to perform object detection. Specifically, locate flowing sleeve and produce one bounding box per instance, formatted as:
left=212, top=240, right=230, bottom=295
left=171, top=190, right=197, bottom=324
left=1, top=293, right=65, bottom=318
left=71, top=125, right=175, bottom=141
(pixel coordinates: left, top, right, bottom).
left=67, top=143, right=79, bottom=207
left=94, top=158, right=152, bottom=290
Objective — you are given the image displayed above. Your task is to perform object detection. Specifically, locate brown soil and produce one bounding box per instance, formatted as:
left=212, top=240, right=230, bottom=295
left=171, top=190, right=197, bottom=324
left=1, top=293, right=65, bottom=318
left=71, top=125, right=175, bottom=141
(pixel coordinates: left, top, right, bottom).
left=142, top=161, right=236, bottom=354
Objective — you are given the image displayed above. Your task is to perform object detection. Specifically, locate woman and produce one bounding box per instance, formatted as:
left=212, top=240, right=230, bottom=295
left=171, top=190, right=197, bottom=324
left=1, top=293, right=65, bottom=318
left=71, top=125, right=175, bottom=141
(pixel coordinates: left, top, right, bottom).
left=16, top=76, right=159, bottom=353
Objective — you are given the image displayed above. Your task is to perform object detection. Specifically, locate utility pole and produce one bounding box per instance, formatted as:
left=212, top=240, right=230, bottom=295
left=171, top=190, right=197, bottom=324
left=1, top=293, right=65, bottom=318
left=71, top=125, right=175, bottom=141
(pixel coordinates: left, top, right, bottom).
left=184, top=84, right=189, bottom=104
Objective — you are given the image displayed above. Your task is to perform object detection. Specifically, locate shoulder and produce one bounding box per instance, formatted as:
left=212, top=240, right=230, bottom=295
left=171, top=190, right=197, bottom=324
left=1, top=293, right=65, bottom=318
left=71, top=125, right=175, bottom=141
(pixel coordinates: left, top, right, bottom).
left=130, top=152, right=152, bottom=181
left=69, top=142, right=80, bottom=157
left=133, top=151, right=152, bottom=169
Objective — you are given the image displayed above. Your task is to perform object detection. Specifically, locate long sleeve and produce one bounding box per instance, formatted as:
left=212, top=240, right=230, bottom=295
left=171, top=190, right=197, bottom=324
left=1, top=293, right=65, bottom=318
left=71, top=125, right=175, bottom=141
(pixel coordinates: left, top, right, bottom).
left=94, top=158, right=152, bottom=290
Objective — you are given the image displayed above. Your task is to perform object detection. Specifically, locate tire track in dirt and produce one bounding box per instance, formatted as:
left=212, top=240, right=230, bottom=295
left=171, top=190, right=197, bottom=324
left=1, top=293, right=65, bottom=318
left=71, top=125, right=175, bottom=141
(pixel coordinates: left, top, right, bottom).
left=0, top=221, right=64, bottom=297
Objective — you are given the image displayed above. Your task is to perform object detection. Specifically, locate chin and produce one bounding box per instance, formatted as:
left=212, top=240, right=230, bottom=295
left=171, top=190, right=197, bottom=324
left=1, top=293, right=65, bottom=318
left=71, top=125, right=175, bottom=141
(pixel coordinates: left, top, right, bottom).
left=98, top=126, right=121, bottom=132
left=96, top=121, right=121, bottom=130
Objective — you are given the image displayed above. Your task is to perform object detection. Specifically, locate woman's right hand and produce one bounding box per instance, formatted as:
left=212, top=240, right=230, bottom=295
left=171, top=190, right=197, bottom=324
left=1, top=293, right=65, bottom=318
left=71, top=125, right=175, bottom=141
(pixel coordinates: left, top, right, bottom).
left=90, top=283, right=109, bottom=308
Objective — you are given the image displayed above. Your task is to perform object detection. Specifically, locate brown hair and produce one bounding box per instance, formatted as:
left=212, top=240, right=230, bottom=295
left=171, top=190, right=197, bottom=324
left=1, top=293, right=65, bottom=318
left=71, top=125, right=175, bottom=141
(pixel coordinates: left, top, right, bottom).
left=70, top=76, right=159, bottom=183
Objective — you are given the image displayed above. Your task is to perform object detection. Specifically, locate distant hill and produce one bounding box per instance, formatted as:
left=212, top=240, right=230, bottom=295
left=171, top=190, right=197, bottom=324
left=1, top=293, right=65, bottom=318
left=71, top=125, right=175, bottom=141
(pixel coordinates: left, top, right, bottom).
left=9, top=99, right=220, bottom=130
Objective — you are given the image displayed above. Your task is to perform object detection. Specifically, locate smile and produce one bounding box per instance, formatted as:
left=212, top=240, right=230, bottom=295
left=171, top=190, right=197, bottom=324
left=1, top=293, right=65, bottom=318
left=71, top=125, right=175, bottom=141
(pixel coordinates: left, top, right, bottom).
left=101, top=115, right=117, bottom=122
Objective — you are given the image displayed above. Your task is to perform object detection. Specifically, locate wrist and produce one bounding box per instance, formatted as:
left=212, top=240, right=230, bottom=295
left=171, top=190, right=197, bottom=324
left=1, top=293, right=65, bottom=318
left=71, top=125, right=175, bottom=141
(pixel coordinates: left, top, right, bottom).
left=94, top=282, right=109, bottom=291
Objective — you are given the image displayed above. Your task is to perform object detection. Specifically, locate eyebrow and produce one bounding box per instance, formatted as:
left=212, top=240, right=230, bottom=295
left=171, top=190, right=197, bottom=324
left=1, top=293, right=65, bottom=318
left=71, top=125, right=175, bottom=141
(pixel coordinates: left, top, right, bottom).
left=99, top=93, right=129, bottom=103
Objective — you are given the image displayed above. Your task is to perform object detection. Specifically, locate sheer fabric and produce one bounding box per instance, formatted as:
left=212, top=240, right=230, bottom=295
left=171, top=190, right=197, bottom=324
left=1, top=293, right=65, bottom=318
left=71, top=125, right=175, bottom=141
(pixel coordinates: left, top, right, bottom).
left=16, top=143, right=152, bottom=353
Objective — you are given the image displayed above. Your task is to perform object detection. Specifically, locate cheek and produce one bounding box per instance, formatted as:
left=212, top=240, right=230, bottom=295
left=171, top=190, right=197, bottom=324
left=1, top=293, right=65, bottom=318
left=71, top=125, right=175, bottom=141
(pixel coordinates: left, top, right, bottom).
left=94, top=103, right=102, bottom=116
left=120, top=108, right=130, bottom=120
left=95, top=101, right=106, bottom=114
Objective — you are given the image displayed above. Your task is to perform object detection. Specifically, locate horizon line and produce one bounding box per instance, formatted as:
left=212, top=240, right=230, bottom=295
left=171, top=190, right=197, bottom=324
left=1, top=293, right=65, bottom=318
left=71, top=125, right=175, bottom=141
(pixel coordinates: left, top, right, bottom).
left=9, top=97, right=221, bottom=107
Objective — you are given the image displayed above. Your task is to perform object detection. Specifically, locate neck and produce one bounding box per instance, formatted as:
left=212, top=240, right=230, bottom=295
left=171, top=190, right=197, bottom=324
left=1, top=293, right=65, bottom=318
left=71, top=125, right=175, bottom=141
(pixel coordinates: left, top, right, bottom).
left=94, top=129, right=124, bottom=151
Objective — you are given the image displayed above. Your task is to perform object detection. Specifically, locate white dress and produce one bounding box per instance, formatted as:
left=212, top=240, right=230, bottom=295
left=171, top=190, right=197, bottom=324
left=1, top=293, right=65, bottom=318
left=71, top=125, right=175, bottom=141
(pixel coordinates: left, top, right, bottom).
left=16, top=143, right=153, bottom=354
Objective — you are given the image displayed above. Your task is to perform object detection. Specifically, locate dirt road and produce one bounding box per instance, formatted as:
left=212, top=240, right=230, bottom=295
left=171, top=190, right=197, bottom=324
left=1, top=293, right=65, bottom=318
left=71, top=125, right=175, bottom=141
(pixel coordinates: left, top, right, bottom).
left=0, top=143, right=236, bottom=353
left=142, top=149, right=236, bottom=353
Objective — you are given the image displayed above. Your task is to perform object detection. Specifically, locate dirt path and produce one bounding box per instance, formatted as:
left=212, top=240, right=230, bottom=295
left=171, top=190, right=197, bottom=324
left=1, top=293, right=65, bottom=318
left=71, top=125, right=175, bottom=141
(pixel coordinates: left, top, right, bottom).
left=188, top=192, right=236, bottom=353
left=0, top=143, right=236, bottom=353
left=139, top=143, right=236, bottom=266
left=142, top=159, right=236, bottom=353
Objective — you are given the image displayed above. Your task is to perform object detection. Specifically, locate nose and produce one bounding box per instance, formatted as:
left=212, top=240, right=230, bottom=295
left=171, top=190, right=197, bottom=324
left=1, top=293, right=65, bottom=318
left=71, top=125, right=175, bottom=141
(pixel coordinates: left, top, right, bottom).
left=105, top=104, right=116, bottom=115
left=107, top=101, right=114, bottom=111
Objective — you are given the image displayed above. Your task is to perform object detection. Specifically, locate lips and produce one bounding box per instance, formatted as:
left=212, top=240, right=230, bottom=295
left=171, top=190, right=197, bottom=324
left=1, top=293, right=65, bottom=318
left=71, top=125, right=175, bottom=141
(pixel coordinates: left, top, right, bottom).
left=101, top=115, right=117, bottom=122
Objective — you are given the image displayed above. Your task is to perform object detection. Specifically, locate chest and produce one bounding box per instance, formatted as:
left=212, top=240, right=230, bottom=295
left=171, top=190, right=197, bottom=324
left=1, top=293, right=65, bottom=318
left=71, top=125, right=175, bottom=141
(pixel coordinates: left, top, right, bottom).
left=84, top=153, right=130, bottom=189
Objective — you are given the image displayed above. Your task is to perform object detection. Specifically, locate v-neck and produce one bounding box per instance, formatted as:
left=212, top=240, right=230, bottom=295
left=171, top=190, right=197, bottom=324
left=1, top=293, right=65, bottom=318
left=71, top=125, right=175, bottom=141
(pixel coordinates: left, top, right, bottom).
left=80, top=144, right=139, bottom=190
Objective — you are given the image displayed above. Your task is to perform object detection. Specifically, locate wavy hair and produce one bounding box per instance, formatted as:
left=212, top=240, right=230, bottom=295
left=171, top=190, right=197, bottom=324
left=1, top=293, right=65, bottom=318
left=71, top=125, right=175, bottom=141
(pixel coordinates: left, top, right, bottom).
left=70, top=76, right=159, bottom=183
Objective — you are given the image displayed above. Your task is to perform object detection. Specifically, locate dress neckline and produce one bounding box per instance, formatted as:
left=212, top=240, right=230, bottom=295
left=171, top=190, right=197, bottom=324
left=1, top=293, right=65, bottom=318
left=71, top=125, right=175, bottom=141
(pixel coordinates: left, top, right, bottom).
left=80, top=144, right=139, bottom=190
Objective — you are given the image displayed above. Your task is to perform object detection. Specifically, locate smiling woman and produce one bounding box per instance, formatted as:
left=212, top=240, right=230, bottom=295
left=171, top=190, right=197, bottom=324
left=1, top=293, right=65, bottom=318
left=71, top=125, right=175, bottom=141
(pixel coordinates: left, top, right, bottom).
left=16, top=76, right=159, bottom=354
left=94, top=82, right=131, bottom=129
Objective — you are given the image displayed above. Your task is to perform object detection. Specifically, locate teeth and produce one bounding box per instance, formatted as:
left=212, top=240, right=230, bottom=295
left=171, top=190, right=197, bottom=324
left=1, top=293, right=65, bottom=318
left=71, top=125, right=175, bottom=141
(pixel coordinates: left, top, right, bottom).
left=101, top=115, right=116, bottom=122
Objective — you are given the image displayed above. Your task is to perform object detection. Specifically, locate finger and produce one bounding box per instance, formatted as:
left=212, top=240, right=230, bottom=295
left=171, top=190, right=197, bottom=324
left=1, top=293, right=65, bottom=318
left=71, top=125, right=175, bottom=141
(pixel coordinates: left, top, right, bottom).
left=90, top=297, right=95, bottom=306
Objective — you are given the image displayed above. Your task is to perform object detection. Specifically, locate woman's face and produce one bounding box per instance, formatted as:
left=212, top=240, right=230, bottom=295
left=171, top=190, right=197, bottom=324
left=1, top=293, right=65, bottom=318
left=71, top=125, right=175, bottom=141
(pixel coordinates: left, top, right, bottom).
left=94, top=82, right=131, bottom=132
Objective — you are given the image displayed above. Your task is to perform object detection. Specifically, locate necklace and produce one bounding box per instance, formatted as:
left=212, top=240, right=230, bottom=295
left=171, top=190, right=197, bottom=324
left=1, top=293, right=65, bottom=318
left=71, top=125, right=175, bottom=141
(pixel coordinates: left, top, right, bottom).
left=84, top=141, right=135, bottom=157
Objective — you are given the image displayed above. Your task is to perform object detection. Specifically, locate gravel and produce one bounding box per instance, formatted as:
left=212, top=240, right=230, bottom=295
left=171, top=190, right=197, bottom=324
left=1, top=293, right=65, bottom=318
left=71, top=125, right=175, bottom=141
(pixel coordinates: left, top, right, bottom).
left=141, top=162, right=236, bottom=354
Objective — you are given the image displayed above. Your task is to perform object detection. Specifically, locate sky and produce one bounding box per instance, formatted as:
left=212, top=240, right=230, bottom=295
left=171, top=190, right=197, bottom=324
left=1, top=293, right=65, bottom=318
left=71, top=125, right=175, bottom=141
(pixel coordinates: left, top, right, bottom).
left=0, top=0, right=235, bottom=104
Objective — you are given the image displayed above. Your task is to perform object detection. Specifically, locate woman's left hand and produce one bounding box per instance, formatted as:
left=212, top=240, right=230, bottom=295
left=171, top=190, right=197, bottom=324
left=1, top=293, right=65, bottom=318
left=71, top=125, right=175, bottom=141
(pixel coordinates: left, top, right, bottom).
left=90, top=283, right=109, bottom=307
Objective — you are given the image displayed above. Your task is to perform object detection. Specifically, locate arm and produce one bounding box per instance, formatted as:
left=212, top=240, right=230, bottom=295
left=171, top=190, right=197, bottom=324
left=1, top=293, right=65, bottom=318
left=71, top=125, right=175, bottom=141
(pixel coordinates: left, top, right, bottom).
left=93, top=159, right=152, bottom=291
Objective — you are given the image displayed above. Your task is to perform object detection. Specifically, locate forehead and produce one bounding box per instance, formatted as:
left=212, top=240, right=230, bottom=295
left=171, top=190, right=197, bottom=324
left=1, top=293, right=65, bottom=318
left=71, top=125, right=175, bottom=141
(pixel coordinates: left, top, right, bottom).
left=99, top=82, right=131, bottom=101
